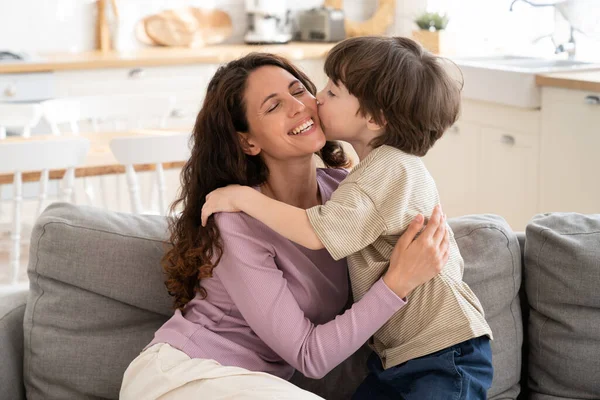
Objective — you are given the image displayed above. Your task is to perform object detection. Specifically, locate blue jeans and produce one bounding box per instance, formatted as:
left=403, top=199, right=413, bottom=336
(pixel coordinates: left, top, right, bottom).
left=352, top=336, right=493, bottom=400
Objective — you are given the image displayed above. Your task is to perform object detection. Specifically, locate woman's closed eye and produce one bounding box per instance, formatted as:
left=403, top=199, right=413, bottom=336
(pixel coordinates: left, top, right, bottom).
left=327, top=90, right=336, bottom=97
left=266, top=89, right=306, bottom=113
left=267, top=102, right=280, bottom=113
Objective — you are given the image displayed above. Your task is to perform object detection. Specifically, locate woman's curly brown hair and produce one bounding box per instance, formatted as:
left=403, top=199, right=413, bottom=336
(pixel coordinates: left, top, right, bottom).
left=163, top=53, right=350, bottom=310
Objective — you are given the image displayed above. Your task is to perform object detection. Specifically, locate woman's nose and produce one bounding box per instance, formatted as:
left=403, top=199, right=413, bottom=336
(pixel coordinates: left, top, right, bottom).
left=289, top=96, right=306, bottom=116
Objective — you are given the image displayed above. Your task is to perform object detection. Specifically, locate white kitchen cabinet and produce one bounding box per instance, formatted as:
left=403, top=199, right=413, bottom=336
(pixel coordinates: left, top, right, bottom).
left=0, top=72, right=56, bottom=102
left=54, top=64, right=219, bottom=130
left=423, top=121, right=479, bottom=219
left=540, top=87, right=600, bottom=214
left=422, top=99, right=541, bottom=230
left=478, top=128, right=539, bottom=230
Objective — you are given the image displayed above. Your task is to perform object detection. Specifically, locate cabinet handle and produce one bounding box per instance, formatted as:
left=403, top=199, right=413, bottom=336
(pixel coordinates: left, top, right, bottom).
left=501, top=134, right=516, bottom=146
left=170, top=108, right=186, bottom=118
left=128, top=68, right=145, bottom=79
left=3, top=85, right=16, bottom=97
left=584, top=95, right=600, bottom=105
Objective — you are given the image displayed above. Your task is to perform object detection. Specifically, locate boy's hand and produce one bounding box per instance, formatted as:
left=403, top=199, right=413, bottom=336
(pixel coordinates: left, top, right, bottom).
left=201, top=185, right=244, bottom=227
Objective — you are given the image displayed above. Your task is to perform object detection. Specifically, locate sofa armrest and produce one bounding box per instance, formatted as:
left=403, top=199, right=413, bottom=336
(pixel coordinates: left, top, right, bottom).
left=0, top=287, right=28, bottom=400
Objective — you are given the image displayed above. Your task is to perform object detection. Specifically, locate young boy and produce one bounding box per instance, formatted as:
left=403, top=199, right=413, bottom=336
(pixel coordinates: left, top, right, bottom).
left=202, top=36, right=493, bottom=399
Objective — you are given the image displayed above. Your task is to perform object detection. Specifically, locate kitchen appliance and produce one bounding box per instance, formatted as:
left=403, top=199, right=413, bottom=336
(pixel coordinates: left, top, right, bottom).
left=298, top=7, right=346, bottom=42
left=244, top=0, right=292, bottom=44
left=0, top=51, right=27, bottom=62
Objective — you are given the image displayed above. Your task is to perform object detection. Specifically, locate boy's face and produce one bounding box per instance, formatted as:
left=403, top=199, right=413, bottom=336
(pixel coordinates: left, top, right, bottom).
left=316, top=79, right=367, bottom=143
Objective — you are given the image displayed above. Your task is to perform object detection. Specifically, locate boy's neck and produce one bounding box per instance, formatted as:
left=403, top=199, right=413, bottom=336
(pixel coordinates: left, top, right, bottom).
left=347, top=130, right=380, bottom=161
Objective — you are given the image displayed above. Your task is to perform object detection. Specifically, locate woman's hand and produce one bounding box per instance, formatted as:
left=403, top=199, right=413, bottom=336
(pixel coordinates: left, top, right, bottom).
left=201, top=185, right=244, bottom=226
left=383, top=204, right=450, bottom=299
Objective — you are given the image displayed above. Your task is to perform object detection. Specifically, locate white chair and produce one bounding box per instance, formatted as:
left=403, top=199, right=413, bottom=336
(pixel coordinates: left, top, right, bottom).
left=41, top=94, right=176, bottom=135
left=0, top=137, right=90, bottom=285
left=0, top=103, right=44, bottom=226
left=0, top=103, right=43, bottom=139
left=41, top=94, right=176, bottom=209
left=109, top=133, right=190, bottom=215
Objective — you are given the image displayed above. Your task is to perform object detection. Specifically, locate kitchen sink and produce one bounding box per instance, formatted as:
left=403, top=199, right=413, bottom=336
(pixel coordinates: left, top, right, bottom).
left=456, top=56, right=598, bottom=72
left=451, top=56, right=600, bottom=108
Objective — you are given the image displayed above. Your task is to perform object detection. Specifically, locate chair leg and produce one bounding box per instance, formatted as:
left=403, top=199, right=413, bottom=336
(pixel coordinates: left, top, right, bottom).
left=36, top=170, right=49, bottom=217
left=125, top=165, right=143, bottom=214
left=156, top=164, right=167, bottom=216
left=62, top=169, right=75, bottom=205
left=10, top=172, right=23, bottom=285
left=83, top=178, right=95, bottom=206
left=0, top=185, right=4, bottom=222
left=98, top=176, right=111, bottom=210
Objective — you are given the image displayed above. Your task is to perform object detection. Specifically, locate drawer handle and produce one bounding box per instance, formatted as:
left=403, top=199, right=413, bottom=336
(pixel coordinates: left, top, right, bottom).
left=128, top=68, right=145, bottom=79
left=584, top=95, right=600, bottom=105
left=170, top=108, right=186, bottom=118
left=4, top=85, right=16, bottom=97
left=501, top=134, right=516, bottom=146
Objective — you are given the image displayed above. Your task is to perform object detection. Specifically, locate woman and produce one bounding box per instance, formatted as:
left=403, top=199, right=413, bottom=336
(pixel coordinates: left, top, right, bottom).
left=120, top=53, right=449, bottom=399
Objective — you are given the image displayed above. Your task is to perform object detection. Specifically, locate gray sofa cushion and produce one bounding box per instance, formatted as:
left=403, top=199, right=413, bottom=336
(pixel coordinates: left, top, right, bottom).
left=292, top=215, right=524, bottom=400
left=0, top=288, right=28, bottom=400
left=23, top=203, right=173, bottom=400
left=23, top=204, right=523, bottom=400
left=524, top=213, right=600, bottom=400
left=452, top=215, right=523, bottom=400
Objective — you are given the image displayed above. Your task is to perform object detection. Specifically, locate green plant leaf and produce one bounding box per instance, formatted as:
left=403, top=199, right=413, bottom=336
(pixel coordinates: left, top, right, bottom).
left=415, top=11, right=449, bottom=31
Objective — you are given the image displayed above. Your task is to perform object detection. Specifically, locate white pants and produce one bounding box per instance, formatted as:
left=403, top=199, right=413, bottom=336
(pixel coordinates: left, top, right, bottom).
left=120, top=343, right=324, bottom=400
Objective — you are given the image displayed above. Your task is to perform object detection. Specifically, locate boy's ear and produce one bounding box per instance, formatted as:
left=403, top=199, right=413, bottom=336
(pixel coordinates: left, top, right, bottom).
left=365, top=111, right=387, bottom=132
left=238, top=132, right=261, bottom=156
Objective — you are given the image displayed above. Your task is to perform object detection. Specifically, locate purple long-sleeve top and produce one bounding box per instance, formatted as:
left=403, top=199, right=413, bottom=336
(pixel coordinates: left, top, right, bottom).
left=148, top=168, right=406, bottom=380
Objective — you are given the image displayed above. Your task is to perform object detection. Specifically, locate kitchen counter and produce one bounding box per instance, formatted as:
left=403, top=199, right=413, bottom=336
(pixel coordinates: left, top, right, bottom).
left=536, top=70, right=600, bottom=93
left=0, top=42, right=337, bottom=74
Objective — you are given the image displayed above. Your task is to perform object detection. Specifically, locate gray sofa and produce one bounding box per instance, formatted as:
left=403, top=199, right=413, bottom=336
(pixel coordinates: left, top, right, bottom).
left=1, top=203, right=599, bottom=400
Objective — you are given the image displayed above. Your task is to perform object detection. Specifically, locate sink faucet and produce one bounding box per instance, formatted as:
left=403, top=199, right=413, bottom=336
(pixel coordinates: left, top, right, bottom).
left=555, top=26, right=576, bottom=60
left=510, top=0, right=577, bottom=60
left=509, top=0, right=555, bottom=11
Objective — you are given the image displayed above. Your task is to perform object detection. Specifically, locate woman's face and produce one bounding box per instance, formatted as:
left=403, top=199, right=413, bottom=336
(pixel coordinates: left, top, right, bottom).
left=242, top=66, right=326, bottom=163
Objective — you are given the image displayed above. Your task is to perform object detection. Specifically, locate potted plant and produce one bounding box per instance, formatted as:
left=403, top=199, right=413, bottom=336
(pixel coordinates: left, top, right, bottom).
left=412, top=11, right=449, bottom=54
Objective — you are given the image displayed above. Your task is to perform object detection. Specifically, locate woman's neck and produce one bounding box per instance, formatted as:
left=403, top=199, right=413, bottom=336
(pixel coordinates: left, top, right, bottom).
left=260, top=156, right=321, bottom=209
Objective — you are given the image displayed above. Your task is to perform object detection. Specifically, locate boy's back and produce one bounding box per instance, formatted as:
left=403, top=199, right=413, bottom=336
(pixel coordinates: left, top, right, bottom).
left=308, top=145, right=492, bottom=369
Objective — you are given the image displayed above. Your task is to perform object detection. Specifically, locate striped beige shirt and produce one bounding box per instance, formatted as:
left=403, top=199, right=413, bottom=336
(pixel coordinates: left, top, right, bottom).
left=306, top=145, right=492, bottom=369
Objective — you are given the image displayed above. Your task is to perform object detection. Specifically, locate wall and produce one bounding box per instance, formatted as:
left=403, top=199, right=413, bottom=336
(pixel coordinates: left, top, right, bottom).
left=0, top=0, right=596, bottom=62
left=426, top=0, right=600, bottom=61
left=0, top=0, right=425, bottom=54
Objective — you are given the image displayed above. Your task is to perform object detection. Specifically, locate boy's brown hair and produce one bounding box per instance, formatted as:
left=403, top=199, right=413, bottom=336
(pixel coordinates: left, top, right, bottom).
left=324, top=36, right=462, bottom=157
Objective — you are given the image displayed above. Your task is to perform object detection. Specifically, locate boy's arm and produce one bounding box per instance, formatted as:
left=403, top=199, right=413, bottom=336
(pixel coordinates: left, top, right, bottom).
left=202, top=185, right=324, bottom=250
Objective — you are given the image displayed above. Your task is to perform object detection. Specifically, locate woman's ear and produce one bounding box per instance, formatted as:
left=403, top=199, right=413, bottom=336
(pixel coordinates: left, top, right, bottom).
left=238, top=132, right=261, bottom=156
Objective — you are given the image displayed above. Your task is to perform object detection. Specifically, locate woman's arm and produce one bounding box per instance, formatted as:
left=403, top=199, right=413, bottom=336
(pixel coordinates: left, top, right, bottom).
left=202, top=185, right=324, bottom=250
left=213, top=206, right=448, bottom=379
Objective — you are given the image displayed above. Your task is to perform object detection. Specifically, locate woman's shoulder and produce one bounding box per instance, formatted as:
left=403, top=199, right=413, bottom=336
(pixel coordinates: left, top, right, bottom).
left=214, top=211, right=276, bottom=250
left=317, top=167, right=350, bottom=187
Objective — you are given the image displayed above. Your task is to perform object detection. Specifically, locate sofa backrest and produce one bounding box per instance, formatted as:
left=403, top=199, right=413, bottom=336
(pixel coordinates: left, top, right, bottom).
left=524, top=213, right=600, bottom=399
left=23, top=203, right=172, bottom=400
left=23, top=204, right=524, bottom=400
left=451, top=215, right=523, bottom=399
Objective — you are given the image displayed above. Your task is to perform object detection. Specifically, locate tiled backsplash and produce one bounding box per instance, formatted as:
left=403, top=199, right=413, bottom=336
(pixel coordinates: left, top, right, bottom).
left=0, top=0, right=424, bottom=53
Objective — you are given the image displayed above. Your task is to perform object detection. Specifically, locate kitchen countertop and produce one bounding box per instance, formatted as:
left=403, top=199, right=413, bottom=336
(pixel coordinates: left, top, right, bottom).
left=0, top=42, right=337, bottom=74
left=536, top=70, right=600, bottom=93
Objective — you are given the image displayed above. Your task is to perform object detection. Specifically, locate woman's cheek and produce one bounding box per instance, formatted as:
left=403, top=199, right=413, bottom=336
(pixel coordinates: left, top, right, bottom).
left=317, top=106, right=327, bottom=124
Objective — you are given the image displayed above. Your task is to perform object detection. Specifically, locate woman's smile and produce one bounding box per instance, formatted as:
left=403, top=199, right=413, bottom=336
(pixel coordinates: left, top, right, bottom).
left=288, top=117, right=316, bottom=136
